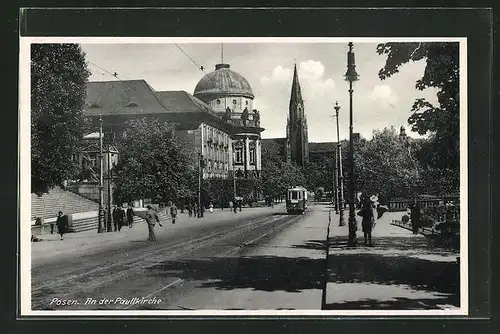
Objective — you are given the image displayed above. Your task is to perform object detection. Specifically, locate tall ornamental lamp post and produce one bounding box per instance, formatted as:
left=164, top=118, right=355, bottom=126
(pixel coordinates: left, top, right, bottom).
left=97, top=116, right=105, bottom=233
left=345, top=42, right=359, bottom=247
left=334, top=101, right=346, bottom=227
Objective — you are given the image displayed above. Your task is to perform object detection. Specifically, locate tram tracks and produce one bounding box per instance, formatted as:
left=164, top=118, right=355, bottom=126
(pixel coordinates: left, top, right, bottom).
left=32, top=213, right=295, bottom=309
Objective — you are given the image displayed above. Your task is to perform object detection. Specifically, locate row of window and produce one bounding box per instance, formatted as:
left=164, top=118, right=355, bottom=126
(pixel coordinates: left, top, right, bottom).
left=216, top=98, right=250, bottom=106
left=203, top=125, right=229, bottom=146
left=233, top=147, right=256, bottom=165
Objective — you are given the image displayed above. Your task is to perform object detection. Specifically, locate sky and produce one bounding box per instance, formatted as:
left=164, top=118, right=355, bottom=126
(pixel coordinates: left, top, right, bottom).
left=81, top=42, right=440, bottom=142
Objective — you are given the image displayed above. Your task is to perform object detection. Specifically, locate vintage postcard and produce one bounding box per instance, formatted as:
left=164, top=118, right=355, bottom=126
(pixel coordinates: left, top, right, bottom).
left=20, top=37, right=468, bottom=316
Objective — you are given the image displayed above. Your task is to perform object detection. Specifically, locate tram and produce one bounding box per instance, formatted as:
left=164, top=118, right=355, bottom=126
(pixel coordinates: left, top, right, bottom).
left=286, top=186, right=309, bottom=214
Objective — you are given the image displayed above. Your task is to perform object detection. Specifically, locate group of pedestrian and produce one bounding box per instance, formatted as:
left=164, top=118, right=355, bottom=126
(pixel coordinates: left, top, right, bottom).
left=186, top=202, right=205, bottom=218
left=357, top=194, right=389, bottom=247
left=229, top=198, right=243, bottom=213
left=112, top=205, right=135, bottom=231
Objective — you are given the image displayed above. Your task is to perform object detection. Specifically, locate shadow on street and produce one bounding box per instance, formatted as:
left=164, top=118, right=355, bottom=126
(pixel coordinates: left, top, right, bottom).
left=147, top=255, right=325, bottom=293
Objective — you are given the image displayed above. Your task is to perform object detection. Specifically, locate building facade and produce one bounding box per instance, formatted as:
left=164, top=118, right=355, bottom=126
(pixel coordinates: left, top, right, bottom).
left=193, top=63, right=264, bottom=178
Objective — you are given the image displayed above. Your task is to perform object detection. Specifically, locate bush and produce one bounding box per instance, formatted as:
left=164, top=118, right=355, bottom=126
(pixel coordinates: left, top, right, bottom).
left=422, top=204, right=460, bottom=235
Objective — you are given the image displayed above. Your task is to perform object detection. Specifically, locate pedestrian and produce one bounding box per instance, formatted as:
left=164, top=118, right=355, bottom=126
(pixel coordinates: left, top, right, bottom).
left=410, top=199, right=421, bottom=234
left=126, top=204, right=134, bottom=228
left=229, top=200, right=233, bottom=213
left=170, top=202, right=178, bottom=224
left=358, top=196, right=376, bottom=246
left=188, top=203, right=193, bottom=218
left=56, top=211, right=68, bottom=240
left=145, top=205, right=162, bottom=241
left=233, top=199, right=237, bottom=214
left=238, top=199, right=242, bottom=212
left=209, top=202, right=214, bottom=213
left=113, top=205, right=125, bottom=231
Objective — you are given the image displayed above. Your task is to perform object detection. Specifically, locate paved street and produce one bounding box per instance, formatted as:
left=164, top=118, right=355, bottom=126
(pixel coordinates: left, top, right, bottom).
left=31, top=203, right=329, bottom=310
left=31, top=203, right=460, bottom=311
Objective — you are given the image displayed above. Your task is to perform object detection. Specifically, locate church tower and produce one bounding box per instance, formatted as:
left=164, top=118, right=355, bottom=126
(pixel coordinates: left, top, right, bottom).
left=286, top=64, right=309, bottom=167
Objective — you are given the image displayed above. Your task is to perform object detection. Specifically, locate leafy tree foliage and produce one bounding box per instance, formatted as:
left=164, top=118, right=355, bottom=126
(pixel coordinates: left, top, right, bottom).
left=112, top=118, right=195, bottom=204
left=260, top=143, right=305, bottom=199
left=376, top=42, right=460, bottom=176
left=354, top=127, right=422, bottom=202
left=31, top=44, right=90, bottom=195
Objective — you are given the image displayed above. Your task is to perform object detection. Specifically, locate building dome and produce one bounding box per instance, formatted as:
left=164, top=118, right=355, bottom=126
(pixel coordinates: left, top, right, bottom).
left=194, top=64, right=254, bottom=100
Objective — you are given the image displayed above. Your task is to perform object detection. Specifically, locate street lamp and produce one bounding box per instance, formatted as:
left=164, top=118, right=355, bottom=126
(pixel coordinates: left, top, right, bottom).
left=334, top=102, right=345, bottom=227
left=345, top=42, right=359, bottom=247
left=97, top=116, right=105, bottom=233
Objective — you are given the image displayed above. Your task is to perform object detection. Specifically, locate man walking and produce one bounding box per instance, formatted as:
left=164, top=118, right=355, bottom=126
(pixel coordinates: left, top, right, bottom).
left=113, top=205, right=125, bottom=231
left=126, top=204, right=134, bottom=228
left=170, top=202, right=178, bottom=224
left=145, top=205, right=162, bottom=241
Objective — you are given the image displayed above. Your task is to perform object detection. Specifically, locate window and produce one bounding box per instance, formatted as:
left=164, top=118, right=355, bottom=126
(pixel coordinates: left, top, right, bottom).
left=234, top=148, right=243, bottom=164
left=216, top=99, right=221, bottom=105
left=249, top=146, right=256, bottom=164
left=233, top=99, right=237, bottom=105
left=291, top=191, right=298, bottom=200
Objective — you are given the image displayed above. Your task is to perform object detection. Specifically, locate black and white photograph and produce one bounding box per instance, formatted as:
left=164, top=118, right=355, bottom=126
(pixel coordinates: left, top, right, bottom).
left=20, top=37, right=467, bottom=316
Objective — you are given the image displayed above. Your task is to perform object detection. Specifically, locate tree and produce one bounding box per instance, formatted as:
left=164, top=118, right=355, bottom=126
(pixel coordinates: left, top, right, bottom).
left=31, top=44, right=90, bottom=195
left=377, top=42, right=459, bottom=191
left=112, top=118, right=195, bottom=204
left=354, top=127, right=422, bottom=202
left=260, top=142, right=305, bottom=199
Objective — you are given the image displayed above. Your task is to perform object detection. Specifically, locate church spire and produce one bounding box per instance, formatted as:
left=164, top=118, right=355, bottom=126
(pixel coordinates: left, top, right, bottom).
left=289, top=63, right=304, bottom=120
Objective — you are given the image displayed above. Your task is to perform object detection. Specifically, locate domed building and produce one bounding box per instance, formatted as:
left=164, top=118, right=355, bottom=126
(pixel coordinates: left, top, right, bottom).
left=194, top=63, right=264, bottom=178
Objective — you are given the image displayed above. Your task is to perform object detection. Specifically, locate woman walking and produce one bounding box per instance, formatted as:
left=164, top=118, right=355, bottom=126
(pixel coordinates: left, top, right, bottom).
left=56, top=211, right=68, bottom=240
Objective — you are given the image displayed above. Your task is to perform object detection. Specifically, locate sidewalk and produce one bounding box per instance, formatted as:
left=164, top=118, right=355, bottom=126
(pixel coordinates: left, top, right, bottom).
left=325, top=210, right=460, bottom=310
left=30, top=204, right=286, bottom=264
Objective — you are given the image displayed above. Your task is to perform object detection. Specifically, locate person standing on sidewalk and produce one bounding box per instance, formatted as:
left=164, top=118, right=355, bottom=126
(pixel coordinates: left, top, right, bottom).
left=126, top=204, right=134, bottom=228
left=410, top=199, right=421, bottom=234
left=359, top=197, right=376, bottom=246
left=145, top=205, right=162, bottom=241
left=56, top=211, right=68, bottom=241
left=170, top=202, right=178, bottom=224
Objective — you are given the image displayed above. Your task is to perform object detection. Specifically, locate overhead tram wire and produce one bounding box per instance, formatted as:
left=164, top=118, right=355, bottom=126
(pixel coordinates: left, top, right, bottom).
left=87, top=59, right=169, bottom=111
left=173, top=43, right=225, bottom=99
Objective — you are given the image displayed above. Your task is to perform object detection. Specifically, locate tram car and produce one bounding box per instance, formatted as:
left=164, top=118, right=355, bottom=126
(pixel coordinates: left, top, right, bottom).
left=286, top=186, right=309, bottom=214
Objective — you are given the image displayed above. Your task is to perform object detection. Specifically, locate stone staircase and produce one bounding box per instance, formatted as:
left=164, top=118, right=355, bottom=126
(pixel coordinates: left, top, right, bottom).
left=31, top=186, right=99, bottom=221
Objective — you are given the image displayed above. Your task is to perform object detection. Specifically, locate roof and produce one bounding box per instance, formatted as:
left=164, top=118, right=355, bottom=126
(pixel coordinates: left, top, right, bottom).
left=85, top=80, right=169, bottom=116
left=194, top=63, right=254, bottom=100
left=155, top=91, right=214, bottom=115
left=309, top=142, right=336, bottom=153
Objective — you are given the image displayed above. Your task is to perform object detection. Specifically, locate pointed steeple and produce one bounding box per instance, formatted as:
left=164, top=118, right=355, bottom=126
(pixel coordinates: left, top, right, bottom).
left=289, top=64, right=304, bottom=115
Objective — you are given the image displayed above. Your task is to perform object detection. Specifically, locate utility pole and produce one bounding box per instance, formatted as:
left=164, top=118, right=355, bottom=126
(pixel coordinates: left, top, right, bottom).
left=198, top=152, right=203, bottom=218
left=345, top=42, right=359, bottom=247
left=334, top=102, right=345, bottom=226
left=233, top=172, right=237, bottom=200
left=333, top=144, right=338, bottom=213
left=106, top=140, right=113, bottom=232
left=97, top=116, right=105, bottom=233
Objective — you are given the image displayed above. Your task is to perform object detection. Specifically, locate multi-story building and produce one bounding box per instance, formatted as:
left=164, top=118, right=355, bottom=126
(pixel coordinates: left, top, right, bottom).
left=193, top=63, right=264, bottom=178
